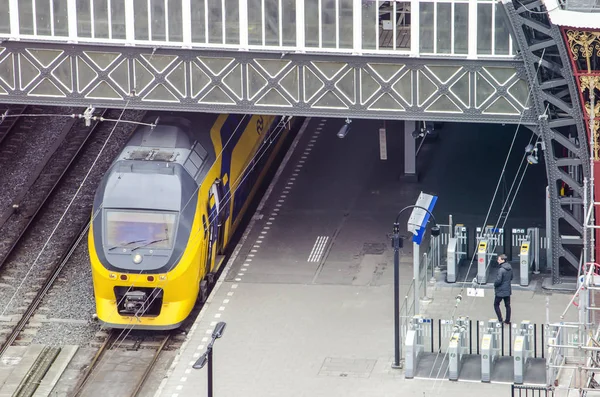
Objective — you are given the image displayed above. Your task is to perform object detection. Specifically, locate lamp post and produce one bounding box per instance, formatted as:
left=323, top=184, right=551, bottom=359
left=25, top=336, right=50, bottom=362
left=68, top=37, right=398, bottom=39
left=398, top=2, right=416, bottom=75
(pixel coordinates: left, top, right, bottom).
left=193, top=322, right=227, bottom=397
left=391, top=204, right=439, bottom=369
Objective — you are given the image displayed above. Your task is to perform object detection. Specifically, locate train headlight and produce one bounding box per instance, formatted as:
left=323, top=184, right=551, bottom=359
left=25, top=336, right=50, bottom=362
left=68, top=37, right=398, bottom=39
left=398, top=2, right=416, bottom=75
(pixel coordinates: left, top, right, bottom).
left=109, top=273, right=117, bottom=279
left=133, top=254, right=143, bottom=264
left=159, top=275, right=167, bottom=281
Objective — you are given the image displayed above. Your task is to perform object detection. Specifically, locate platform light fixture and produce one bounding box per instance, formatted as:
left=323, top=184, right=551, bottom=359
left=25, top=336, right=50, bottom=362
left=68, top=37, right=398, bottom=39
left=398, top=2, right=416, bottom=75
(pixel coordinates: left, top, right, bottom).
left=193, top=321, right=227, bottom=397
left=337, top=118, right=352, bottom=138
left=411, top=121, right=434, bottom=139
left=525, top=141, right=544, bottom=165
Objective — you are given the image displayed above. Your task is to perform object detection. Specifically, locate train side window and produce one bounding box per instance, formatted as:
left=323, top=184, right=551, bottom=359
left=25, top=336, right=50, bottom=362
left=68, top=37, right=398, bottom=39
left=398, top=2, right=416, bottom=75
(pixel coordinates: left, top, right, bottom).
left=202, top=215, right=207, bottom=238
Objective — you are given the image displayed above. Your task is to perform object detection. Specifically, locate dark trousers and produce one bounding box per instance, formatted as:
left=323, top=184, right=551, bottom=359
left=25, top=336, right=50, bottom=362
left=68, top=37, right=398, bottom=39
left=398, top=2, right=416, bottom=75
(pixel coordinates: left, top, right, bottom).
left=494, top=296, right=511, bottom=322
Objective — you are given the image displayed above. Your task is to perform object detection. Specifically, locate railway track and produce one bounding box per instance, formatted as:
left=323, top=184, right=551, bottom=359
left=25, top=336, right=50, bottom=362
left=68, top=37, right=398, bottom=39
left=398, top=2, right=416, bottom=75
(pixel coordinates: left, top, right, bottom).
left=0, top=105, right=28, bottom=147
left=0, top=109, right=147, bottom=349
left=0, top=107, right=103, bottom=263
left=0, top=221, right=91, bottom=357
left=73, top=331, right=173, bottom=397
left=0, top=110, right=106, bottom=350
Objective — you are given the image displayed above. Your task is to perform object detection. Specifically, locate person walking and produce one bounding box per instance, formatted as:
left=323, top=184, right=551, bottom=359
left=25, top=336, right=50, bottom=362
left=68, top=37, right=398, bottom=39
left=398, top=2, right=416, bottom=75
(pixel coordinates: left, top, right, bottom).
left=494, top=254, right=513, bottom=325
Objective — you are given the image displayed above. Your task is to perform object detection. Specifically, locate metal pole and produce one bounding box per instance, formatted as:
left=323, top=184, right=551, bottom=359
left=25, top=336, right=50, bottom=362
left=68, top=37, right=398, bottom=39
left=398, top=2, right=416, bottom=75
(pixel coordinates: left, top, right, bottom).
left=423, top=252, right=431, bottom=301
left=413, top=241, right=420, bottom=315
left=208, top=347, right=213, bottom=397
left=589, top=75, right=596, bottom=265
left=392, top=222, right=401, bottom=368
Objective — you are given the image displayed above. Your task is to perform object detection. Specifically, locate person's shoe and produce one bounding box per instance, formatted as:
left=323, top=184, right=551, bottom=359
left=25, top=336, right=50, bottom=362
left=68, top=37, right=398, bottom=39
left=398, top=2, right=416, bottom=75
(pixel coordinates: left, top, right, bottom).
left=504, top=321, right=511, bottom=325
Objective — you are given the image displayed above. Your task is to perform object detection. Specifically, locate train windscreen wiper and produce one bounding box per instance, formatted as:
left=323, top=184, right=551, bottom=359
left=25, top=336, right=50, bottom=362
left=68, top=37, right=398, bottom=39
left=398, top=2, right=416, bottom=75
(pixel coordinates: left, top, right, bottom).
left=131, top=238, right=169, bottom=251
left=108, top=239, right=147, bottom=251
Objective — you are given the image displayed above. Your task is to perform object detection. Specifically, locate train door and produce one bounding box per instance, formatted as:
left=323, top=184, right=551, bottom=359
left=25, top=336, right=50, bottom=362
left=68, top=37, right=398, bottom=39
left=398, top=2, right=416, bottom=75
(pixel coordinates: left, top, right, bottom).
left=204, top=180, right=225, bottom=278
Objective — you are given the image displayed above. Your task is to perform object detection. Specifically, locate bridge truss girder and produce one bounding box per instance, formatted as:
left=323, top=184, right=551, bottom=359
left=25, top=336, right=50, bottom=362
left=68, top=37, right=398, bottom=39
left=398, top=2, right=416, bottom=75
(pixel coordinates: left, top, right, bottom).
left=0, top=41, right=534, bottom=124
left=503, top=0, right=590, bottom=283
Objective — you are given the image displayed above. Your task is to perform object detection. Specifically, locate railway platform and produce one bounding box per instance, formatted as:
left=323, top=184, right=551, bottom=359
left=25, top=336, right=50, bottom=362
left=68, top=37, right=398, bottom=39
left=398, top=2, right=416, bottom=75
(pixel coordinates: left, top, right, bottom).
left=154, top=118, right=578, bottom=397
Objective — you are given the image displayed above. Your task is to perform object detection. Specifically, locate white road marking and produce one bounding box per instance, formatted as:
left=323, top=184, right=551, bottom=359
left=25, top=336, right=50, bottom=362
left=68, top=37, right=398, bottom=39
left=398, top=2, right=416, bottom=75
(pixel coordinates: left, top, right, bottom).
left=308, top=236, right=329, bottom=262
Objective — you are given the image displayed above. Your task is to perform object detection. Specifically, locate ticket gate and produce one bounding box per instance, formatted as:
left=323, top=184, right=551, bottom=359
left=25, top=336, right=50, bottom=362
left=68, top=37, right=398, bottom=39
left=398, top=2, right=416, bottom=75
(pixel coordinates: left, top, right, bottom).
left=475, top=226, right=504, bottom=284
left=509, top=227, right=546, bottom=275
left=404, top=316, right=430, bottom=379
left=446, top=225, right=468, bottom=283
left=514, top=321, right=535, bottom=384
left=519, top=241, right=533, bottom=286
left=481, top=319, right=502, bottom=382
left=404, top=316, right=546, bottom=384
left=448, top=316, right=470, bottom=380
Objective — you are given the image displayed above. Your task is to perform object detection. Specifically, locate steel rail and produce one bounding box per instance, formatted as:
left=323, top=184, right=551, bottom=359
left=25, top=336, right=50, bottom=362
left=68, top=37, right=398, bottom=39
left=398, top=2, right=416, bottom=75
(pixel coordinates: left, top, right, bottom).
left=0, top=221, right=91, bottom=357
left=0, top=108, right=107, bottom=270
left=130, top=334, right=172, bottom=397
left=0, top=105, right=28, bottom=147
left=72, top=329, right=117, bottom=397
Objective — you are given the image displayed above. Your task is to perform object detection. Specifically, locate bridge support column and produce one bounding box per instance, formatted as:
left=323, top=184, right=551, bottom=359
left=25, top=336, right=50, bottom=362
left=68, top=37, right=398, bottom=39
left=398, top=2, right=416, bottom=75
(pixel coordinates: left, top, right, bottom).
left=403, top=120, right=418, bottom=181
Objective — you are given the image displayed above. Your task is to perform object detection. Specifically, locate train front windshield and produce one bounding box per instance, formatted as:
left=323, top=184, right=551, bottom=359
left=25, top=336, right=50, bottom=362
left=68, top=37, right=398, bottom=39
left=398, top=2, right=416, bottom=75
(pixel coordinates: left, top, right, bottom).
left=105, top=210, right=177, bottom=250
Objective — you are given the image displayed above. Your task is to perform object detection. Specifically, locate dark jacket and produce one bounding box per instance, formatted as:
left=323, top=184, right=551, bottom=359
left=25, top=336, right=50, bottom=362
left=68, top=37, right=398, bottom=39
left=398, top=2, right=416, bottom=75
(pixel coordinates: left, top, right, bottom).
left=494, top=262, right=513, bottom=297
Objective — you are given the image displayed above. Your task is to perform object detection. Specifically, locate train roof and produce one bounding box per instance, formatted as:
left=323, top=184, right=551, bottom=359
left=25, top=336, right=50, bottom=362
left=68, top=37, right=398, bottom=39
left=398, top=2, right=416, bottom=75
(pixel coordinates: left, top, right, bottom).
left=128, top=124, right=192, bottom=149
left=102, top=164, right=182, bottom=211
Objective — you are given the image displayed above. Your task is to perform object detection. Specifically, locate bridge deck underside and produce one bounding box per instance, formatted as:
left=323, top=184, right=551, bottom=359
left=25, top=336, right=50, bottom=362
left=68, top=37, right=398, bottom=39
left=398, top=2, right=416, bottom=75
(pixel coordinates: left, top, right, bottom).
left=0, top=43, right=533, bottom=123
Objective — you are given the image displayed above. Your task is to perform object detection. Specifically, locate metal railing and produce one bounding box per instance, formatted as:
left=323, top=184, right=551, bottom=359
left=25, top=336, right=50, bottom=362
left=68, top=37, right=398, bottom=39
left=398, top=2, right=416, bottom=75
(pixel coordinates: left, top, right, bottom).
left=399, top=249, right=431, bottom=359
left=562, top=0, right=600, bottom=11
left=511, top=384, right=554, bottom=397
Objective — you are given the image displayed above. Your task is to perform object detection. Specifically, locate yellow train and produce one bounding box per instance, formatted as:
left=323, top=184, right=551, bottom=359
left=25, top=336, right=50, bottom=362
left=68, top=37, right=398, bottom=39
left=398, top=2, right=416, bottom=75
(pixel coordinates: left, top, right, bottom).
left=88, top=113, right=294, bottom=330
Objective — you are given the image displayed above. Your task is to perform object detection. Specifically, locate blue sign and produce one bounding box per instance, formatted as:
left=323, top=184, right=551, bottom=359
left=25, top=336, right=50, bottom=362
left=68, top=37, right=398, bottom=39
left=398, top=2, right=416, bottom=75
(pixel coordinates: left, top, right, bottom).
left=408, top=193, right=438, bottom=245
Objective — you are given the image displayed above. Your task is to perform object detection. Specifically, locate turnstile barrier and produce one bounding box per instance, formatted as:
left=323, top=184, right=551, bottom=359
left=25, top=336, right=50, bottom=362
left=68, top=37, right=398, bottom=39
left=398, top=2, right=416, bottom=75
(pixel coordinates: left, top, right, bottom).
left=509, top=227, right=548, bottom=278
left=404, top=317, right=547, bottom=384
left=446, top=225, right=468, bottom=283
left=481, top=319, right=502, bottom=382
left=404, top=315, right=433, bottom=379
left=475, top=226, right=505, bottom=284
left=514, top=321, right=535, bottom=384
left=448, top=316, right=470, bottom=380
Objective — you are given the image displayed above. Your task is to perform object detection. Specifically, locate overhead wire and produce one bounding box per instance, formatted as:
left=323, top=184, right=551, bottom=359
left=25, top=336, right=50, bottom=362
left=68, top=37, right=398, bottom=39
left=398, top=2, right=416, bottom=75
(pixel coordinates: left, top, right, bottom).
left=429, top=130, right=541, bottom=394
left=90, top=117, right=293, bottom=387
left=74, top=115, right=295, bottom=391
left=0, top=111, right=157, bottom=128
left=0, top=103, right=133, bottom=319
left=78, top=114, right=255, bottom=349
left=426, top=48, right=548, bottom=391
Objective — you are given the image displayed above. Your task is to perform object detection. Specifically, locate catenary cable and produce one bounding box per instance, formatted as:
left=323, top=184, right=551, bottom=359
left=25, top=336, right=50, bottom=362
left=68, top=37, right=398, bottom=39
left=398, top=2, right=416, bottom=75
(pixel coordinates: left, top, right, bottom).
left=425, top=49, right=547, bottom=389
left=0, top=103, right=133, bottom=319
left=77, top=116, right=294, bottom=390
left=85, top=117, right=293, bottom=390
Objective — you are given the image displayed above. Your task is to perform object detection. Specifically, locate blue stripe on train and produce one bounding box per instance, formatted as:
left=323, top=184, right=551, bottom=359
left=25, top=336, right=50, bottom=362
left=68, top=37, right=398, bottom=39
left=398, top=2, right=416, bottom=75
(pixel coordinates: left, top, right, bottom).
left=218, top=114, right=252, bottom=223
left=230, top=116, right=282, bottom=222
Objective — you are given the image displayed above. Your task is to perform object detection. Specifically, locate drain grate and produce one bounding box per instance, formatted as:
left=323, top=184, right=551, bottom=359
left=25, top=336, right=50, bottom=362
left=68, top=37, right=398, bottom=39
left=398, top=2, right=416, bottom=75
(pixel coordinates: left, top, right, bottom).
left=362, top=243, right=386, bottom=255
left=318, top=357, right=376, bottom=378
